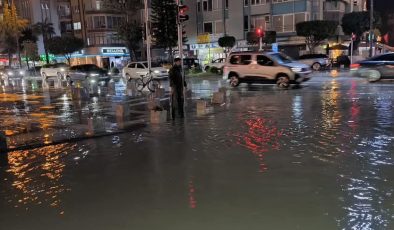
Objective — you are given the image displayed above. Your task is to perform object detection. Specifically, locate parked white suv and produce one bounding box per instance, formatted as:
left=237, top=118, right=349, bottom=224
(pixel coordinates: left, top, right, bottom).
left=122, top=62, right=168, bottom=82
left=40, top=63, right=69, bottom=80
left=223, top=52, right=312, bottom=88
left=204, top=58, right=226, bottom=72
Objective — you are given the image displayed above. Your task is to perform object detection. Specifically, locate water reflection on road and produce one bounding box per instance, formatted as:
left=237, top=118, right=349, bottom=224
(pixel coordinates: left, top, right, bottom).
left=1, top=75, right=394, bottom=229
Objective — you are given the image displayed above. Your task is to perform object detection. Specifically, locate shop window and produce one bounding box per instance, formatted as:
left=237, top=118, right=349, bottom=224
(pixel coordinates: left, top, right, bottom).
left=203, top=22, right=213, bottom=34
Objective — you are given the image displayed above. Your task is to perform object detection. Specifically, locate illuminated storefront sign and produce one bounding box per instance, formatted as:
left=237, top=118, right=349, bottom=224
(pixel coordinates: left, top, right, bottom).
left=101, top=48, right=127, bottom=54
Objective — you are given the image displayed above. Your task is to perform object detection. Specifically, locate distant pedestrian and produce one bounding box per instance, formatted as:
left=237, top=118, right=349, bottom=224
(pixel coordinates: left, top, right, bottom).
left=169, top=58, right=187, bottom=119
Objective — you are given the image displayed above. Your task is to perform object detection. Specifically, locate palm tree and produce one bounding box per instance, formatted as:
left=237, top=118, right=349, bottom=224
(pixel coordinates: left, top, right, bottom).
left=32, top=18, right=55, bottom=64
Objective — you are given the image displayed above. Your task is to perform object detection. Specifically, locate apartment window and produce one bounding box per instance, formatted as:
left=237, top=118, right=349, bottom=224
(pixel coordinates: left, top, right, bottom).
left=208, top=0, right=213, bottom=11
left=96, top=0, right=103, bottom=10
left=93, top=16, right=106, bottom=28
left=295, top=13, right=306, bottom=25
left=273, top=15, right=282, bottom=32
left=283, top=15, right=294, bottom=32
left=215, top=21, right=223, bottom=34
left=204, top=22, right=213, bottom=34
left=73, top=22, right=82, bottom=30
left=244, top=0, right=249, bottom=6
left=272, top=0, right=292, bottom=3
left=251, top=15, right=266, bottom=30
left=197, top=1, right=201, bottom=12
left=244, top=15, right=249, bottom=31
left=203, top=0, right=208, bottom=11
left=225, top=0, right=229, bottom=9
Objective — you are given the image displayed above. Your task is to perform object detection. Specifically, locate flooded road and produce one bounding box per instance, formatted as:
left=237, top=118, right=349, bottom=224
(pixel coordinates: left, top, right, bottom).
left=1, top=74, right=394, bottom=229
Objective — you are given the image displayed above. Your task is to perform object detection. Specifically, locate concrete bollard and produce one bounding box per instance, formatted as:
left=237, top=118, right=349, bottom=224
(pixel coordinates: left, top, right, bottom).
left=71, top=86, right=90, bottom=101
left=196, top=100, right=207, bottom=116
left=154, top=88, right=165, bottom=98
left=211, top=91, right=225, bottom=104
left=150, top=110, right=167, bottom=124
left=147, top=98, right=162, bottom=110
left=0, top=131, right=7, bottom=153
left=115, top=104, right=130, bottom=120
left=108, top=81, right=116, bottom=95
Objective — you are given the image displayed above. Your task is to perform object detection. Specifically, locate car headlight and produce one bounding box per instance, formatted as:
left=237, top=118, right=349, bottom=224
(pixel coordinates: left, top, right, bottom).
left=90, top=79, right=96, bottom=83
left=167, top=69, right=170, bottom=73
left=108, top=72, right=112, bottom=75
left=154, top=70, right=160, bottom=74
left=291, top=67, right=302, bottom=72
left=90, top=73, right=99, bottom=77
left=7, top=72, right=13, bottom=76
left=19, top=71, right=24, bottom=75
left=60, top=68, right=65, bottom=72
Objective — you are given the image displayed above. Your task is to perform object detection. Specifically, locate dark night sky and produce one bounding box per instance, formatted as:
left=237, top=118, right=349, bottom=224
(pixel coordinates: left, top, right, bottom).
left=368, top=0, right=394, bottom=12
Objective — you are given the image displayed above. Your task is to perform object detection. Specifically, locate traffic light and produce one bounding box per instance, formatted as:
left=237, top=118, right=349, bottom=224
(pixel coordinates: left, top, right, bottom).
left=256, top=28, right=265, bottom=38
left=178, top=5, right=189, bottom=23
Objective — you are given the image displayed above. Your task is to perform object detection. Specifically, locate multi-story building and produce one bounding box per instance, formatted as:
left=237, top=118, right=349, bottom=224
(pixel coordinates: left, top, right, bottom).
left=56, top=0, right=129, bottom=68
left=184, top=0, right=366, bottom=62
left=13, top=0, right=62, bottom=58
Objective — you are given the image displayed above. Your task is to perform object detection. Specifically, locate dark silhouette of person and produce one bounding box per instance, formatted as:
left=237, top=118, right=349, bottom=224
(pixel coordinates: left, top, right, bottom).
left=169, top=58, right=187, bottom=118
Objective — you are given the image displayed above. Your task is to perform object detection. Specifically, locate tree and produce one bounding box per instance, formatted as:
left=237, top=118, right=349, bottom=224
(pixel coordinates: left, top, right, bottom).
left=46, top=36, right=85, bottom=65
left=341, top=11, right=381, bottom=51
left=218, top=35, right=236, bottom=54
left=296, top=20, right=337, bottom=54
left=22, top=41, right=39, bottom=69
left=117, top=21, right=143, bottom=61
left=151, top=0, right=178, bottom=61
left=0, top=2, right=29, bottom=67
left=32, top=18, right=55, bottom=64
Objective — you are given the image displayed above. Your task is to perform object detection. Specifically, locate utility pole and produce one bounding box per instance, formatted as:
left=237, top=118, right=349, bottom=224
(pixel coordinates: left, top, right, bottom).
left=369, top=0, right=374, bottom=57
left=144, top=0, right=152, bottom=76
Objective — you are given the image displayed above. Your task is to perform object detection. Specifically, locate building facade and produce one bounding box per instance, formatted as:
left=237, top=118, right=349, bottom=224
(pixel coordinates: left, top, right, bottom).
left=66, top=0, right=129, bottom=68
left=184, top=0, right=366, bottom=62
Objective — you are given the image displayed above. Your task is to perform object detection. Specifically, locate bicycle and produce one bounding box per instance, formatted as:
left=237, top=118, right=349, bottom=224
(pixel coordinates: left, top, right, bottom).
left=135, top=72, right=160, bottom=92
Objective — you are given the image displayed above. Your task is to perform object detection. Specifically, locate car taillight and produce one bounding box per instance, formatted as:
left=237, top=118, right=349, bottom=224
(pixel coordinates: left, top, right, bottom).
left=350, top=63, right=360, bottom=69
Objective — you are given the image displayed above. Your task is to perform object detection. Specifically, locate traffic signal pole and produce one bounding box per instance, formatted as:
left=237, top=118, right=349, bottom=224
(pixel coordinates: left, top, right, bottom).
left=177, top=0, right=184, bottom=86
left=144, top=0, right=152, bottom=76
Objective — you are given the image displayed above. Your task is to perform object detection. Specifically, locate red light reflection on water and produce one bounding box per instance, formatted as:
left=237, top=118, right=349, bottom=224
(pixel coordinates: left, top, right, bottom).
left=232, top=118, right=283, bottom=172
left=188, top=178, right=197, bottom=209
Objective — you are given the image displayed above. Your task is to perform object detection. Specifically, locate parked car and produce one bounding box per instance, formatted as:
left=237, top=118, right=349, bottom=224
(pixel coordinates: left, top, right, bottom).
left=27, top=66, right=42, bottom=76
left=350, top=52, right=394, bottom=82
left=65, top=64, right=110, bottom=83
left=223, top=51, right=312, bottom=88
left=297, top=54, right=330, bottom=71
left=0, top=67, right=25, bottom=80
left=122, top=61, right=168, bottom=82
left=204, top=58, right=226, bottom=72
left=40, top=63, right=69, bottom=80
left=183, top=58, right=201, bottom=71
